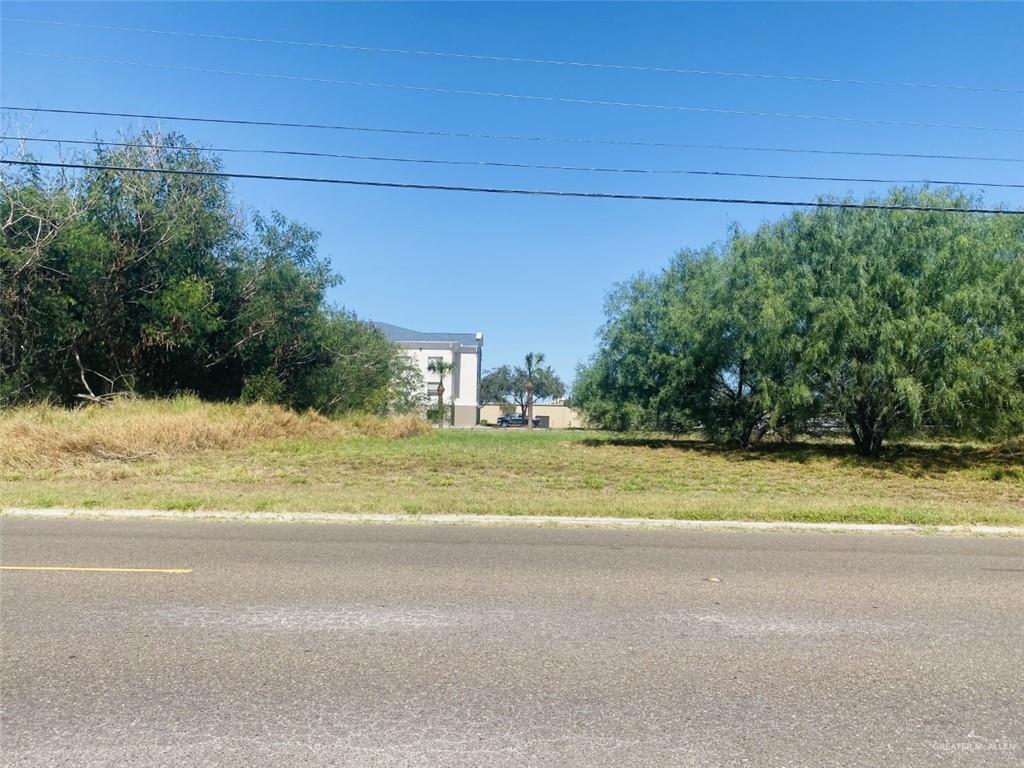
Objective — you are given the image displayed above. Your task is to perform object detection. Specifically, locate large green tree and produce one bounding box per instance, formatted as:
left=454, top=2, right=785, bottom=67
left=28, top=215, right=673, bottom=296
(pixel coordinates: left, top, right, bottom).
left=575, top=240, right=812, bottom=445
left=1, top=132, right=419, bottom=415
left=3, top=137, right=235, bottom=403
left=575, top=188, right=1024, bottom=455
left=1, top=163, right=85, bottom=404
left=481, top=353, right=566, bottom=418
left=792, top=190, right=1024, bottom=455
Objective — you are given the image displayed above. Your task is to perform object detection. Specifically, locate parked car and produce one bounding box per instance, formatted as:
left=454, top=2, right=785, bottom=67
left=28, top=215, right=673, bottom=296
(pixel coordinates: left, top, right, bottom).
left=496, top=413, right=542, bottom=428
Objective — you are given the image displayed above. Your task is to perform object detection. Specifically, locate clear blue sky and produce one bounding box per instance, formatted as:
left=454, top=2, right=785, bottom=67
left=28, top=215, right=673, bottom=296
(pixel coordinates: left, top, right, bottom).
left=3, top=2, right=1022, bottom=385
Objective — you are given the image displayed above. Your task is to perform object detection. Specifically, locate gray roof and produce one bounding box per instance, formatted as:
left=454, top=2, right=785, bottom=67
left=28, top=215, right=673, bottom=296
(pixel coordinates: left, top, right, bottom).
left=371, top=322, right=481, bottom=347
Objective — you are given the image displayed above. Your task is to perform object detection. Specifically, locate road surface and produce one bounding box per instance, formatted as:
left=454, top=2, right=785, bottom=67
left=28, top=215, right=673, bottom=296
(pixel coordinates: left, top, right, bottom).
left=2, top=517, right=1022, bottom=767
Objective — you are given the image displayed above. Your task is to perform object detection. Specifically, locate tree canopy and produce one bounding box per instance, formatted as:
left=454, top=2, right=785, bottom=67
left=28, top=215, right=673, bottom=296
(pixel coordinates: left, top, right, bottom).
left=574, top=188, right=1024, bottom=455
left=1, top=133, right=421, bottom=414
left=481, top=353, right=566, bottom=416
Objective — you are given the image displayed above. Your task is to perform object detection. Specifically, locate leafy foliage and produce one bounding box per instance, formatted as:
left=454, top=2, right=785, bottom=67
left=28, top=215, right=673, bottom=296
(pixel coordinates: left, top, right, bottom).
left=575, top=188, right=1024, bottom=455
left=481, top=352, right=566, bottom=417
left=1, top=132, right=419, bottom=415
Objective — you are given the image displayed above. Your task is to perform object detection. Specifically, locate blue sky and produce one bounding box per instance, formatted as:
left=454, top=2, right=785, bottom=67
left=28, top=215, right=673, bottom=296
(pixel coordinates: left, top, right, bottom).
left=2, top=2, right=1022, bottom=385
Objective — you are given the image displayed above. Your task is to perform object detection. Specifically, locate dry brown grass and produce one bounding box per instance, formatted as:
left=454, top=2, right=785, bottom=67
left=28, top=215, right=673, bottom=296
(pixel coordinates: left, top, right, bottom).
left=0, top=396, right=429, bottom=465
left=339, top=412, right=434, bottom=439
left=1, top=399, right=1020, bottom=526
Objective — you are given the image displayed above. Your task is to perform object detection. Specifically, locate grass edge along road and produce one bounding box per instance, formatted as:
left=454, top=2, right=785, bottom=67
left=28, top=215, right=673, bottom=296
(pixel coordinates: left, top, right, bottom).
left=3, top=508, right=1023, bottom=539
left=2, top=399, right=1023, bottom=528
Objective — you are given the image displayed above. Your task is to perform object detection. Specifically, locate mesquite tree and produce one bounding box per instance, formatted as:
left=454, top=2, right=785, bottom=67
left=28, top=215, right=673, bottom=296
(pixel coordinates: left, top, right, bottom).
left=575, top=188, right=1024, bottom=456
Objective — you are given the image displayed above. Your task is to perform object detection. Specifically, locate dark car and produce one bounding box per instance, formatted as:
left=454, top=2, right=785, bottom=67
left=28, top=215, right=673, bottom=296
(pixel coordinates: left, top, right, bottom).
left=496, top=413, right=541, bottom=428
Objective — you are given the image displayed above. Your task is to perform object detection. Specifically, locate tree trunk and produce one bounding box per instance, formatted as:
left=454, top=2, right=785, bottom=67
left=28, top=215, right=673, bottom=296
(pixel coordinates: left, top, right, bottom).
left=739, top=421, right=755, bottom=449
left=526, top=381, right=534, bottom=431
left=739, top=417, right=768, bottom=449
left=847, top=407, right=884, bottom=457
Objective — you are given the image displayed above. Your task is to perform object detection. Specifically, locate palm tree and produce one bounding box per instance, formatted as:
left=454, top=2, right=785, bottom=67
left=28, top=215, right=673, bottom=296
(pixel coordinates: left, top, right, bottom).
left=523, top=352, right=545, bottom=431
left=427, top=358, right=455, bottom=427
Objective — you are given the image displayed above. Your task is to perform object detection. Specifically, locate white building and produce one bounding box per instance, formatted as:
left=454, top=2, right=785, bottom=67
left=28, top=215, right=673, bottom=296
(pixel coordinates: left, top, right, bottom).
left=372, top=322, right=483, bottom=427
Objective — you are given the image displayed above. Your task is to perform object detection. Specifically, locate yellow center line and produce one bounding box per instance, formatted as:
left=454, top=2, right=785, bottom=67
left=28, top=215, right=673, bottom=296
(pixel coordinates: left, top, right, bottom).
left=0, top=565, right=192, bottom=574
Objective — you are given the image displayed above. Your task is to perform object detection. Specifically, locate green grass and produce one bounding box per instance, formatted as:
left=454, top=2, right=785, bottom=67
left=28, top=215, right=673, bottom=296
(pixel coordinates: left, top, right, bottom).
left=1, top=401, right=1022, bottom=526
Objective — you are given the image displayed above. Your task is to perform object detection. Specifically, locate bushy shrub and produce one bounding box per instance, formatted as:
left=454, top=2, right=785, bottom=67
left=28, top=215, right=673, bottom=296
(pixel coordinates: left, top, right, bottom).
left=1, top=133, right=420, bottom=416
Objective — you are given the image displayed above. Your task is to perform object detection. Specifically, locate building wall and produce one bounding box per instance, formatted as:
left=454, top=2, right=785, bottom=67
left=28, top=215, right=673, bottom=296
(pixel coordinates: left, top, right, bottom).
left=479, top=403, right=587, bottom=429
left=452, top=404, right=479, bottom=428
left=373, top=323, right=482, bottom=427
left=455, top=350, right=479, bottom=407
left=398, top=345, right=481, bottom=424
left=405, top=348, right=456, bottom=402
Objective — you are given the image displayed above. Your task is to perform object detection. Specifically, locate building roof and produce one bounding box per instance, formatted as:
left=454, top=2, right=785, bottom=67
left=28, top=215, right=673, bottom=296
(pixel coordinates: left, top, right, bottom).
left=371, top=322, right=481, bottom=347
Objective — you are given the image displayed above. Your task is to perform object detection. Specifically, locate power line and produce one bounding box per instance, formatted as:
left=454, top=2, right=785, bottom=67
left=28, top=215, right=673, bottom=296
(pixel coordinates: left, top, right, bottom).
left=7, top=106, right=1022, bottom=164
left=4, top=159, right=1020, bottom=214
left=7, top=135, right=1023, bottom=190
left=10, top=51, right=1022, bottom=134
left=5, top=16, right=1021, bottom=96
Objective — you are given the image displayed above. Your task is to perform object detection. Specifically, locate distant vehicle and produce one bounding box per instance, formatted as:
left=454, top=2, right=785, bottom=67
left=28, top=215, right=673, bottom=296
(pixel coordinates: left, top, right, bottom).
left=496, top=413, right=542, bottom=428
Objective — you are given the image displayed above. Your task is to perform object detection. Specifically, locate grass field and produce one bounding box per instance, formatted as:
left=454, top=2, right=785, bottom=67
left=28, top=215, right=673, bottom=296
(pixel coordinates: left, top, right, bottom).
left=1, top=398, right=1022, bottom=526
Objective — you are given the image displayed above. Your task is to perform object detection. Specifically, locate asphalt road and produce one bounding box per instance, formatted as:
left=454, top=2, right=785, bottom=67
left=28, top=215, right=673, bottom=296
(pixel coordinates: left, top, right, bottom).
left=1, top=518, right=1022, bottom=767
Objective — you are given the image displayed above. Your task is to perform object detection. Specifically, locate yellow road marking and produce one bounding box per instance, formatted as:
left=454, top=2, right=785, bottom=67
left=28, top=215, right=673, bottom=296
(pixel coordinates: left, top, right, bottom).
left=0, top=565, right=192, bottom=574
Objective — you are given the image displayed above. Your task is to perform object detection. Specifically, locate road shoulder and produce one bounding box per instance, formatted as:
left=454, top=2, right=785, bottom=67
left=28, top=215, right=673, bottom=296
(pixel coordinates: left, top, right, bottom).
left=3, top=506, right=1023, bottom=537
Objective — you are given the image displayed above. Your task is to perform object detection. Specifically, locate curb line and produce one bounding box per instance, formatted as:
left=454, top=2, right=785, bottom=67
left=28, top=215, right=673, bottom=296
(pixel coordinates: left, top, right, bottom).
left=2, top=507, right=1023, bottom=537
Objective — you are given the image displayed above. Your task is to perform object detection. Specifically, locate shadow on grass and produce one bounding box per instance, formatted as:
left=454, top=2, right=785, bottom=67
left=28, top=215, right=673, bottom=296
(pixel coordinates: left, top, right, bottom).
left=578, top=435, right=1024, bottom=477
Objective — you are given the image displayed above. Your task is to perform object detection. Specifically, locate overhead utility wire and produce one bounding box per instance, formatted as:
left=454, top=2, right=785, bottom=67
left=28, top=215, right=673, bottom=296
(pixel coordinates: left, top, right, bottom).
left=7, top=135, right=1022, bottom=190
left=9, top=51, right=1022, bottom=134
left=5, top=17, right=1021, bottom=95
left=4, top=160, right=1021, bottom=215
left=6, top=106, right=1021, bottom=164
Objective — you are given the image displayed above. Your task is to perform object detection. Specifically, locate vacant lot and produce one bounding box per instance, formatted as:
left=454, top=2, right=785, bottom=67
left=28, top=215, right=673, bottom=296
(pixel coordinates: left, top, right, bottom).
left=1, top=399, right=1022, bottom=526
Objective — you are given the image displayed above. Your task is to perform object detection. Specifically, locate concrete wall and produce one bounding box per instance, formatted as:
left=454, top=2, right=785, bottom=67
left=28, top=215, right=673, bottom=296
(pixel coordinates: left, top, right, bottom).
left=452, top=405, right=479, bottom=428
left=479, top=403, right=587, bottom=429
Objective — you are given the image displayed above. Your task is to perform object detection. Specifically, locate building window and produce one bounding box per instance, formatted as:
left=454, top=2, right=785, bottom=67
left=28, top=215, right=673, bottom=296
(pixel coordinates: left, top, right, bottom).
left=427, top=382, right=440, bottom=398
left=427, top=356, right=443, bottom=370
